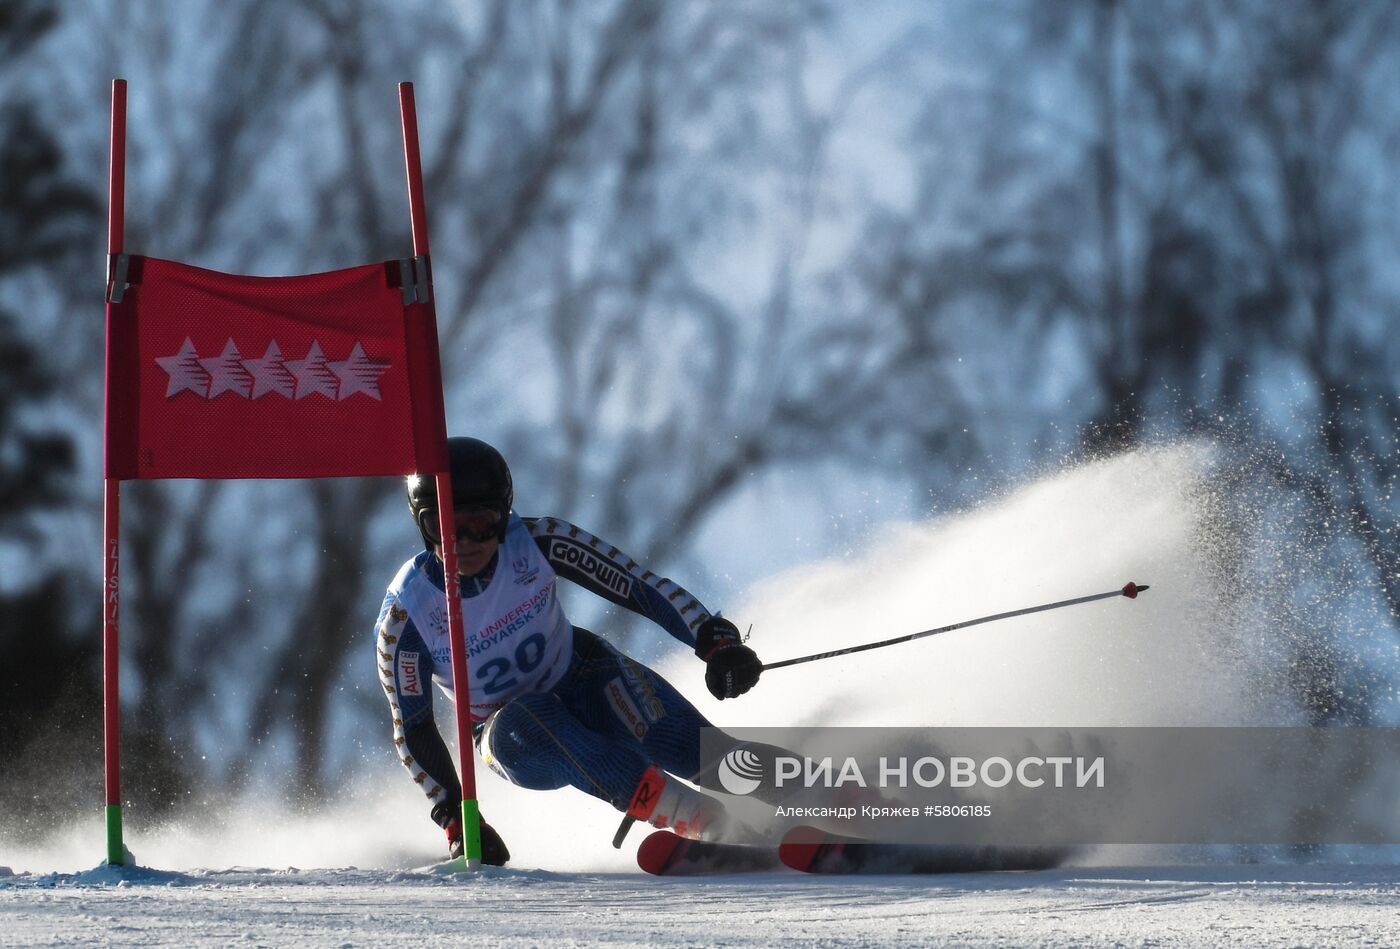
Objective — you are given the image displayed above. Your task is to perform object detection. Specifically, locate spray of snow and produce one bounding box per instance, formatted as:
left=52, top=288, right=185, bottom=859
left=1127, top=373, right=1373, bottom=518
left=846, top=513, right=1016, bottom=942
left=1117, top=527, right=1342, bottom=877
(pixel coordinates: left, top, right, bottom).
left=684, top=440, right=1304, bottom=730
left=8, top=441, right=1386, bottom=874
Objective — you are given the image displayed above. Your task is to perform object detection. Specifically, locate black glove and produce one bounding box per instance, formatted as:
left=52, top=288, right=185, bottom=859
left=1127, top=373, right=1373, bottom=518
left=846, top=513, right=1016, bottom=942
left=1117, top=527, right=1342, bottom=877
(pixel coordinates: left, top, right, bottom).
left=432, top=800, right=510, bottom=866
left=695, top=616, right=762, bottom=700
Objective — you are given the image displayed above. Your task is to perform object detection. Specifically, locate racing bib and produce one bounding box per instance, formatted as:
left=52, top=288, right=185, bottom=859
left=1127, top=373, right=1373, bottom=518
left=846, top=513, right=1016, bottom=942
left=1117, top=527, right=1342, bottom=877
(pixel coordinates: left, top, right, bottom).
left=390, top=514, right=573, bottom=720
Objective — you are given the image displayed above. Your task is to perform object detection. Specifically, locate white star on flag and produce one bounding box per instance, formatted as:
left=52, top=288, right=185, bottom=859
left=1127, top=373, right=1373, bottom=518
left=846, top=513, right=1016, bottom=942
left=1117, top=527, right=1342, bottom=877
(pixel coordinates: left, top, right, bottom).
left=198, top=339, right=254, bottom=398
left=285, top=342, right=340, bottom=400
left=154, top=337, right=210, bottom=398
left=328, top=342, right=389, bottom=401
left=242, top=341, right=296, bottom=399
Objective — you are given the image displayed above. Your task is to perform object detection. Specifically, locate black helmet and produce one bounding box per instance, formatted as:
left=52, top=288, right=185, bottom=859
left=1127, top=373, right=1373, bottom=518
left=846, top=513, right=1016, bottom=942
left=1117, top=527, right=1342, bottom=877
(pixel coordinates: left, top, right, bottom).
left=407, top=437, right=514, bottom=548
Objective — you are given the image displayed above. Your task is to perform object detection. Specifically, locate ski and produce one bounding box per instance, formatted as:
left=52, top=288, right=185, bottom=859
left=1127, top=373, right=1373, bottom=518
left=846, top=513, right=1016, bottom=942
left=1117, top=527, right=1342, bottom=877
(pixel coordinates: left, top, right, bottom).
left=778, top=825, right=1072, bottom=875
left=636, top=831, right=785, bottom=876
left=639, top=826, right=1073, bottom=875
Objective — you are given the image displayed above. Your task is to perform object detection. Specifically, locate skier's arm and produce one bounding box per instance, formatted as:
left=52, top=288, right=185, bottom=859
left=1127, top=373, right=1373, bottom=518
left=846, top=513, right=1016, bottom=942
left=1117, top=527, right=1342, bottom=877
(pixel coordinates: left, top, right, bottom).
left=524, top=516, right=762, bottom=698
left=375, top=596, right=461, bottom=812
left=523, top=516, right=712, bottom=648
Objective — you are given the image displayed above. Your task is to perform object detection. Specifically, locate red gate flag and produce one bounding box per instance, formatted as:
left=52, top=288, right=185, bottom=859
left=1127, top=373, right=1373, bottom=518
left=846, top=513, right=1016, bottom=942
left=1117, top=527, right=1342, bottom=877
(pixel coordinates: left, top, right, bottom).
left=104, top=254, right=448, bottom=480
left=101, top=80, right=485, bottom=869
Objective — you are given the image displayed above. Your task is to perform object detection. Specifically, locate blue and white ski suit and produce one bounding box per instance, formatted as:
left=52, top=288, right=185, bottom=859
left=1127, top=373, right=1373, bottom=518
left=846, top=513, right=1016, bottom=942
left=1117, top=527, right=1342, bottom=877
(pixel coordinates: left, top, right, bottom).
left=374, top=513, right=719, bottom=817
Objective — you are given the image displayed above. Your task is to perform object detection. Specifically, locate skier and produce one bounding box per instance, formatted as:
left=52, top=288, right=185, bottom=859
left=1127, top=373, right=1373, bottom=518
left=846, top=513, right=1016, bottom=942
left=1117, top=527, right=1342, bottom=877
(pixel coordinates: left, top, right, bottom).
left=374, top=437, right=765, bottom=865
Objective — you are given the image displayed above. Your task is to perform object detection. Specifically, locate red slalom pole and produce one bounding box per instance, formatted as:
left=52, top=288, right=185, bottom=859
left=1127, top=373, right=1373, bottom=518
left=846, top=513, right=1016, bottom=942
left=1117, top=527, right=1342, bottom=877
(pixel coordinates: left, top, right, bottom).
left=398, top=83, right=431, bottom=257
left=400, top=81, right=481, bottom=868
left=108, top=80, right=126, bottom=258
left=102, top=77, right=127, bottom=867
left=434, top=475, right=481, bottom=867
left=762, top=582, right=1150, bottom=672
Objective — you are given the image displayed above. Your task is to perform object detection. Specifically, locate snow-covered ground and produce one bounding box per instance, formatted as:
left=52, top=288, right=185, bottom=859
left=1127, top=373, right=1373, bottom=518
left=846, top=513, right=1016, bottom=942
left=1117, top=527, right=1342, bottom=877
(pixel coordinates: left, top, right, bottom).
left=3, top=863, right=1398, bottom=947
left=4, top=445, right=1396, bottom=945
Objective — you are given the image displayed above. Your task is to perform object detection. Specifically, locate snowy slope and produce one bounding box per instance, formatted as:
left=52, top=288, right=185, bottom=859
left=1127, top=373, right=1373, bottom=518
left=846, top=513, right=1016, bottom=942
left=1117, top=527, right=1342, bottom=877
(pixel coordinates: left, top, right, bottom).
left=3, top=863, right=1398, bottom=947
left=3, top=445, right=1396, bottom=945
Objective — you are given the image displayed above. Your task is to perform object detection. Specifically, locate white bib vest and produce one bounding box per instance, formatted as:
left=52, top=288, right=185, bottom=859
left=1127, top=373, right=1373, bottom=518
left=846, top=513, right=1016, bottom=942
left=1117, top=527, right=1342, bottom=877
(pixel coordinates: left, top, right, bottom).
left=389, top=513, right=574, bottom=721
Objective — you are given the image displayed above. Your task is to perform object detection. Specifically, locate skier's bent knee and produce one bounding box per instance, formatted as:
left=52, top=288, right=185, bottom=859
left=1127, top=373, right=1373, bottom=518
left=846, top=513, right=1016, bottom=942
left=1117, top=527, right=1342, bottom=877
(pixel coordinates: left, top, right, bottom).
left=479, top=693, right=572, bottom=790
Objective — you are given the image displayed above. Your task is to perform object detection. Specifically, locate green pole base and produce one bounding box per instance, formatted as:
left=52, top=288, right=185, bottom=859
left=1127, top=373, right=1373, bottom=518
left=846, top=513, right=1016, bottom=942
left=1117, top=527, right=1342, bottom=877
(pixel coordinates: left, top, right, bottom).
left=105, top=804, right=125, bottom=866
left=461, top=798, right=483, bottom=864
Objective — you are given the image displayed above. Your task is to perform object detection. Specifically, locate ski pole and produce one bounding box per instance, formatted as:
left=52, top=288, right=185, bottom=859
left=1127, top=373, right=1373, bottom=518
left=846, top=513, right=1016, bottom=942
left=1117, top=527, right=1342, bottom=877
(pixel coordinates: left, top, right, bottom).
left=762, top=581, right=1149, bottom=671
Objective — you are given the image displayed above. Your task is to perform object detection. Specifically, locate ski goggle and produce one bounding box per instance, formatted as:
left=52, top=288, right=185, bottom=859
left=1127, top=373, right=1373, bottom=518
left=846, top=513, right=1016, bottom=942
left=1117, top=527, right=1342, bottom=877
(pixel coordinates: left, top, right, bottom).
left=449, top=504, right=505, bottom=543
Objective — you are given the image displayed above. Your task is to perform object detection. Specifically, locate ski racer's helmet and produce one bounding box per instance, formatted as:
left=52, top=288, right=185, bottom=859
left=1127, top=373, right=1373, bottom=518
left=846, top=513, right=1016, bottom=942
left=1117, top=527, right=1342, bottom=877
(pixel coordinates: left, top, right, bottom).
left=406, top=436, right=514, bottom=548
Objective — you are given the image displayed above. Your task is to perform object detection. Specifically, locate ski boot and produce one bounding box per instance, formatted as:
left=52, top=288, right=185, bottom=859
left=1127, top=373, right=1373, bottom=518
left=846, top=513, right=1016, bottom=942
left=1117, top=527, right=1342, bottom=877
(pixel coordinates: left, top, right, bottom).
left=613, top=765, right=733, bottom=847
